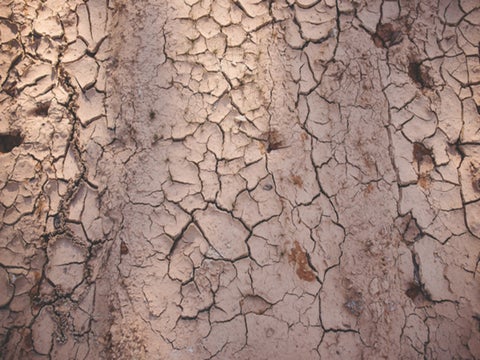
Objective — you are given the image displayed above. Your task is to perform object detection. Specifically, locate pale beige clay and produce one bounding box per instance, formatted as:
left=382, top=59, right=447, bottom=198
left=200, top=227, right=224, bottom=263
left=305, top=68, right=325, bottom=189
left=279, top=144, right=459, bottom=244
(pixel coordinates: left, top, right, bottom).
left=0, top=0, right=479, bottom=359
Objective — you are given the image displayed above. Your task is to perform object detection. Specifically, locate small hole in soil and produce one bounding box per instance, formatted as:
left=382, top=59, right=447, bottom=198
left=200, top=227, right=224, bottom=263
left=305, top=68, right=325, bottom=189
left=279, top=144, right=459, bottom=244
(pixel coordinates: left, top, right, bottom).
left=405, top=282, right=422, bottom=300
left=0, top=131, right=23, bottom=153
left=3, top=79, right=18, bottom=97
left=32, top=102, right=51, bottom=117
left=408, top=61, right=434, bottom=89
left=53, top=214, right=62, bottom=229
left=264, top=129, right=284, bottom=153
left=372, top=23, right=403, bottom=48
left=412, top=142, right=432, bottom=164
left=262, top=184, right=273, bottom=191
left=120, top=241, right=129, bottom=255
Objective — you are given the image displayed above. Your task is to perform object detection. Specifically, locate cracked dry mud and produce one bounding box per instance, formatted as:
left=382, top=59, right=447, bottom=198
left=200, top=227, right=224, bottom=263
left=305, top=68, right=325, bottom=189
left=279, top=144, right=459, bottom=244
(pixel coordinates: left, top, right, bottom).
left=0, top=0, right=480, bottom=359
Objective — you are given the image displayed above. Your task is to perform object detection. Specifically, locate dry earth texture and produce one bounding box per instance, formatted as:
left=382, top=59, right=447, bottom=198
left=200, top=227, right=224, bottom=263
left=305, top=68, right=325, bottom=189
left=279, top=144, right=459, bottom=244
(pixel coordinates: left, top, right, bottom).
left=0, top=0, right=480, bottom=359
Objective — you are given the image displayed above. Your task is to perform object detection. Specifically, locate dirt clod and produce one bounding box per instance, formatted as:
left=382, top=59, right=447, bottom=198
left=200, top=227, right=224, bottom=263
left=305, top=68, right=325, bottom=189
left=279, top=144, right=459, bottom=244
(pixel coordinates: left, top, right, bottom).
left=288, top=241, right=316, bottom=282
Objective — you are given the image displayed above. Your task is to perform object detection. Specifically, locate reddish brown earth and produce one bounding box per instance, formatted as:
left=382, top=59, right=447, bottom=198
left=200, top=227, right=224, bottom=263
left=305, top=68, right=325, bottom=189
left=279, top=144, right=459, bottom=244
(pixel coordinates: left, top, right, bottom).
left=0, top=0, right=480, bottom=359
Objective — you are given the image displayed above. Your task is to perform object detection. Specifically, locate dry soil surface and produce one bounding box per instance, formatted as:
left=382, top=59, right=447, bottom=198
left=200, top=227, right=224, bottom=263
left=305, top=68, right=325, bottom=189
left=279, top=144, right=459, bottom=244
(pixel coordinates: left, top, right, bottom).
left=1, top=0, right=480, bottom=359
